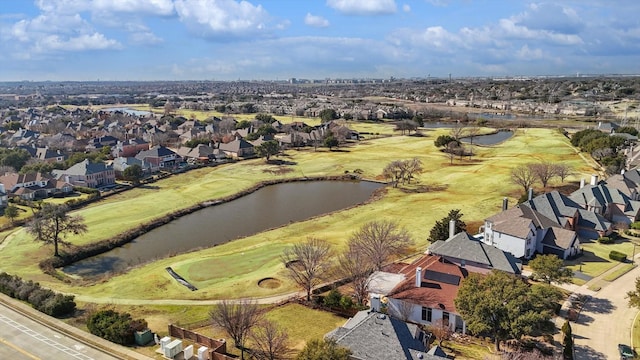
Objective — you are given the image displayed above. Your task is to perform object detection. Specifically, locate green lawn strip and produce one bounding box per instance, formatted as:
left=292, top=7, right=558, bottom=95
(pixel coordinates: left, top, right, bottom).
left=263, top=303, right=346, bottom=350
left=634, top=310, right=640, bottom=355
left=566, top=241, right=636, bottom=278
left=1, top=128, right=599, bottom=300
left=603, top=263, right=637, bottom=282
left=443, top=338, right=496, bottom=359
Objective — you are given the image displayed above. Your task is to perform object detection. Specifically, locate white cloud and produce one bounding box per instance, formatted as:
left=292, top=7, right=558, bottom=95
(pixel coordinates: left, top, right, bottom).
left=326, top=0, right=397, bottom=15
left=305, top=13, right=330, bottom=28
left=35, top=33, right=122, bottom=52
left=35, top=0, right=174, bottom=16
left=129, top=31, right=164, bottom=45
left=515, top=44, right=544, bottom=60
left=174, top=0, right=271, bottom=38
left=402, top=4, right=411, bottom=12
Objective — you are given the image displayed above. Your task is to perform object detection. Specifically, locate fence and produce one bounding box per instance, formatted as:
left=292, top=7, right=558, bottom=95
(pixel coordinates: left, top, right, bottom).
left=168, top=324, right=235, bottom=360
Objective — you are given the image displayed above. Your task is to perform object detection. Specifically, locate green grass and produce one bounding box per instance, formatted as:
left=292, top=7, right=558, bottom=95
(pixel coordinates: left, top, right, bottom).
left=633, top=310, right=640, bottom=354
left=603, top=263, right=637, bottom=282
left=0, top=127, right=597, bottom=301
left=566, top=240, right=637, bottom=278
left=264, top=303, right=346, bottom=350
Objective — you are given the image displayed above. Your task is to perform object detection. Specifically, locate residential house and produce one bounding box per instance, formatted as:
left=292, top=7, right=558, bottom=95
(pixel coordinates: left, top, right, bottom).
left=135, top=146, right=180, bottom=171
left=368, top=254, right=468, bottom=333
left=52, top=159, right=115, bottom=189
left=218, top=138, right=255, bottom=158
left=569, top=181, right=640, bottom=226
left=112, top=138, right=150, bottom=158
left=326, top=311, right=446, bottom=360
left=429, top=231, right=522, bottom=274
left=0, top=172, right=73, bottom=200
left=483, top=205, right=581, bottom=260
left=606, top=168, right=640, bottom=201
left=35, top=147, right=66, bottom=163
left=86, top=135, right=119, bottom=152
left=111, top=157, right=146, bottom=178
left=175, top=144, right=225, bottom=164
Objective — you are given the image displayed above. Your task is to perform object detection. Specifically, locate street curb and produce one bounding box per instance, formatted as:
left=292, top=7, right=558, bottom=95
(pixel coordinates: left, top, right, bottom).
left=0, top=293, right=153, bottom=360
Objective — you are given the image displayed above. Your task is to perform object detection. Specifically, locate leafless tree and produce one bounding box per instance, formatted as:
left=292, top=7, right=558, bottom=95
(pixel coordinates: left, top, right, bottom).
left=500, top=349, right=554, bottom=360
left=331, top=125, right=351, bottom=143
left=389, top=299, right=414, bottom=322
left=219, top=118, right=237, bottom=134
left=382, top=160, right=405, bottom=187
left=336, top=245, right=375, bottom=306
left=530, top=161, right=557, bottom=188
left=402, top=158, right=423, bottom=184
left=249, top=320, right=293, bottom=360
left=281, top=237, right=333, bottom=301
left=552, top=163, right=573, bottom=183
left=428, top=318, right=452, bottom=346
left=449, top=121, right=467, bottom=141
left=510, top=164, right=536, bottom=193
left=446, top=141, right=459, bottom=165
left=349, top=220, right=413, bottom=271
left=465, top=124, right=482, bottom=145
left=210, top=299, right=262, bottom=360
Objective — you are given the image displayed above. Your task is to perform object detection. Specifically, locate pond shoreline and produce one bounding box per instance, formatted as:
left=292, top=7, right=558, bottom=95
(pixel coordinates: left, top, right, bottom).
left=41, top=175, right=379, bottom=278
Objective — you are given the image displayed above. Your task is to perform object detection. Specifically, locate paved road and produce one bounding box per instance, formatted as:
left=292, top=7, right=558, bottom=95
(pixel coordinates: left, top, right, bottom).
left=571, top=263, right=640, bottom=360
left=0, top=302, right=120, bottom=360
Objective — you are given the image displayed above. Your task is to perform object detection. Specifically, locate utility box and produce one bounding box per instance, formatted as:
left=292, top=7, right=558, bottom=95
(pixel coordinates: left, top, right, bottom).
left=164, top=339, right=183, bottom=359
left=197, top=346, right=209, bottom=360
left=184, top=345, right=194, bottom=359
left=160, top=336, right=171, bottom=352
left=134, top=329, right=153, bottom=346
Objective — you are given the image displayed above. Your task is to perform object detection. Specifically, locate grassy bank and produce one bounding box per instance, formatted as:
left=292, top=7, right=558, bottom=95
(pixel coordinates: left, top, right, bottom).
left=0, top=127, right=596, bottom=301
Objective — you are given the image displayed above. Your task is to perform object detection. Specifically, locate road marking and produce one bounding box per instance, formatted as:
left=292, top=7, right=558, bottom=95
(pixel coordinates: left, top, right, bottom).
left=0, top=336, right=41, bottom=360
left=0, top=313, right=94, bottom=360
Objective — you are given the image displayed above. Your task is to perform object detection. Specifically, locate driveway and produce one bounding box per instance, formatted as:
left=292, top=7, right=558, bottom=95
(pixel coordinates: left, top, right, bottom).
left=571, top=264, right=640, bottom=359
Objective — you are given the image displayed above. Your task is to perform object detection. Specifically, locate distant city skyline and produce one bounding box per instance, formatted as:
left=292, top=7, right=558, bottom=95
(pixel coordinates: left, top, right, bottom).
left=1, top=0, right=638, bottom=82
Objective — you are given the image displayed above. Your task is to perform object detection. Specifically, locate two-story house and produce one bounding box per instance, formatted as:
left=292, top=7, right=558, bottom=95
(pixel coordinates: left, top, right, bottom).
left=52, top=159, right=115, bottom=189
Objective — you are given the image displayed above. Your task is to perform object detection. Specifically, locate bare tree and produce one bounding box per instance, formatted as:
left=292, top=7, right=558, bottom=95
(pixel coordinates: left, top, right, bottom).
left=530, top=161, right=557, bottom=188
left=510, top=164, right=536, bottom=194
left=281, top=237, right=333, bottom=301
left=210, top=299, right=262, bottom=360
left=401, top=158, right=423, bottom=184
left=249, top=320, right=293, bottom=360
left=428, top=319, right=452, bottom=346
left=349, top=220, right=413, bottom=271
left=449, top=121, right=467, bottom=141
left=465, top=124, right=482, bottom=145
left=26, top=203, right=87, bottom=257
left=382, top=160, right=405, bottom=187
left=389, top=299, right=414, bottom=322
left=552, top=163, right=573, bottom=183
left=446, top=141, right=459, bottom=165
left=336, top=245, right=375, bottom=306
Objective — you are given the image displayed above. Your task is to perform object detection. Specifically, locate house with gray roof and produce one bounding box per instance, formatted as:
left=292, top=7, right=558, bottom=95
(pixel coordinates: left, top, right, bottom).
left=52, top=159, right=115, bottom=189
left=429, top=231, right=522, bottom=274
left=606, top=168, right=640, bottom=201
left=218, top=138, right=255, bottom=158
left=326, top=311, right=446, bottom=360
left=570, top=183, right=640, bottom=225
left=135, top=146, right=180, bottom=171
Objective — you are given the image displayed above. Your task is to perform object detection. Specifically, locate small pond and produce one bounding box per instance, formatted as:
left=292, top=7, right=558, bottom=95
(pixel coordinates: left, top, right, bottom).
left=103, top=107, right=153, bottom=116
left=64, top=180, right=384, bottom=277
left=460, top=129, right=514, bottom=145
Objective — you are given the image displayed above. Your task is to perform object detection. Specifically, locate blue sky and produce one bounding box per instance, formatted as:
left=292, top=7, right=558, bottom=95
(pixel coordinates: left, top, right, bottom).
left=0, top=0, right=638, bottom=81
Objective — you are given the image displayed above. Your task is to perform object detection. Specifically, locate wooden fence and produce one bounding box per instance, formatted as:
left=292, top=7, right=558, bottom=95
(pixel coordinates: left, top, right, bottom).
left=168, top=324, right=235, bottom=360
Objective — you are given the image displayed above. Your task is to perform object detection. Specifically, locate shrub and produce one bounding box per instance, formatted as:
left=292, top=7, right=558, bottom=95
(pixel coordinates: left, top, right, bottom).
left=597, top=236, right=614, bottom=244
left=87, top=310, right=147, bottom=345
left=609, top=250, right=627, bottom=262
left=0, top=272, right=75, bottom=317
left=339, top=295, right=354, bottom=310
left=323, top=289, right=342, bottom=308
left=631, top=222, right=640, bottom=230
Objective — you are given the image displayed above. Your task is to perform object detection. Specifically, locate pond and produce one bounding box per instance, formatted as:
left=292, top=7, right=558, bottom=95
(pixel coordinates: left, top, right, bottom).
left=460, top=129, right=514, bottom=145
left=103, top=107, right=153, bottom=116
left=64, top=180, right=384, bottom=277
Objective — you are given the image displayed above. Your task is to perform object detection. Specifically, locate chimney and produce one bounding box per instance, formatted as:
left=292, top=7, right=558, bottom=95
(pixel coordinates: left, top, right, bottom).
left=590, top=174, right=598, bottom=186
left=580, top=178, right=585, bottom=189
left=622, top=169, right=626, bottom=175
left=415, top=267, right=422, bottom=287
left=528, top=188, right=533, bottom=201
left=370, top=295, right=381, bottom=312
left=449, top=219, right=456, bottom=239
left=502, top=197, right=508, bottom=211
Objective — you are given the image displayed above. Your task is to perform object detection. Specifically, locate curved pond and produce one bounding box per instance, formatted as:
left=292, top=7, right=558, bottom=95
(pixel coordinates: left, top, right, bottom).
left=460, top=129, right=514, bottom=145
left=64, top=180, right=384, bottom=277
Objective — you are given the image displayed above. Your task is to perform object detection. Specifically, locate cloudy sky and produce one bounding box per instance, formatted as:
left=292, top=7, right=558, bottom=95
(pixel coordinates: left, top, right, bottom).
left=1, top=0, right=638, bottom=81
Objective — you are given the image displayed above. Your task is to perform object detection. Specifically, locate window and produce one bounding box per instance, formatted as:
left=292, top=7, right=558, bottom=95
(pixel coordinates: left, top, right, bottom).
left=442, top=312, right=450, bottom=326
left=422, top=307, right=432, bottom=322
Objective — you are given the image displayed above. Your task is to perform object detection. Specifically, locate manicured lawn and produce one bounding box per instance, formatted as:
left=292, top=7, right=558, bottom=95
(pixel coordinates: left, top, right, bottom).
left=0, top=127, right=597, bottom=301
left=603, top=263, right=637, bottom=282
left=566, top=240, right=636, bottom=278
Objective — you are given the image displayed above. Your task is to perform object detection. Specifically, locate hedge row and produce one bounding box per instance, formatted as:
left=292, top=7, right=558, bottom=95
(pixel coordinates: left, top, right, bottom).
left=87, top=310, right=147, bottom=345
left=0, top=272, right=76, bottom=317
left=609, top=250, right=627, bottom=262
